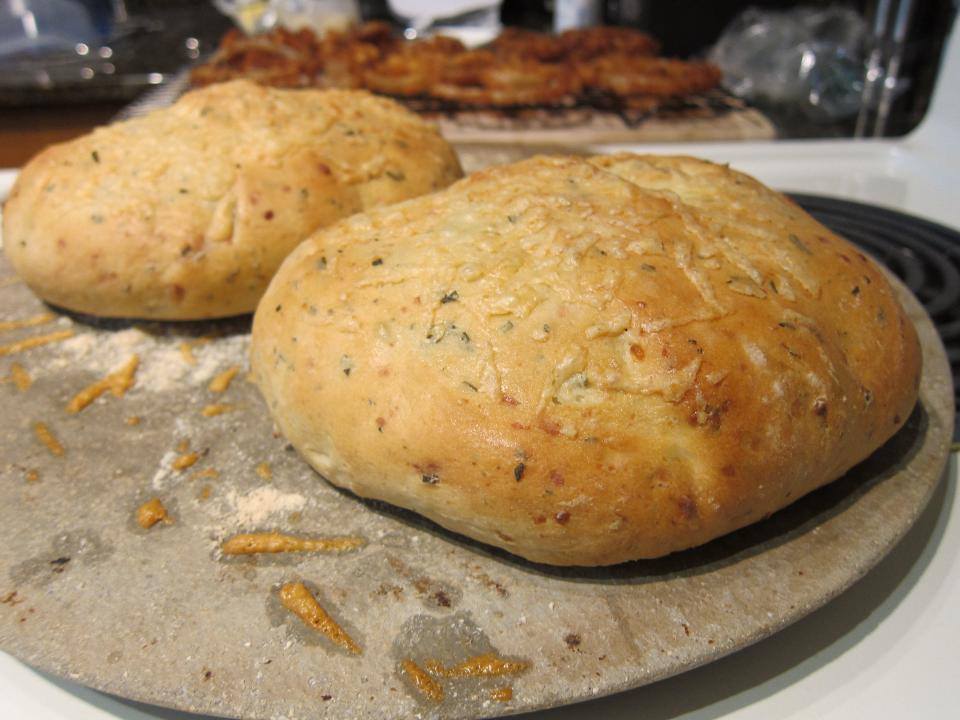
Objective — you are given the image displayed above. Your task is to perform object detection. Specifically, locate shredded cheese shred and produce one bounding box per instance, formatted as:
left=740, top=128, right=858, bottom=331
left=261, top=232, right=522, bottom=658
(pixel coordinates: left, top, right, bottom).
left=401, top=659, right=444, bottom=702
left=279, top=581, right=362, bottom=654
left=425, top=653, right=530, bottom=677
left=201, top=403, right=234, bottom=417
left=8, top=363, right=31, bottom=391
left=0, top=312, right=57, bottom=334
left=208, top=365, right=240, bottom=393
left=172, top=451, right=200, bottom=471
left=222, top=532, right=365, bottom=555
left=66, top=354, right=139, bottom=413
left=0, top=329, right=74, bottom=357
left=33, top=421, right=65, bottom=456
left=137, top=497, right=173, bottom=528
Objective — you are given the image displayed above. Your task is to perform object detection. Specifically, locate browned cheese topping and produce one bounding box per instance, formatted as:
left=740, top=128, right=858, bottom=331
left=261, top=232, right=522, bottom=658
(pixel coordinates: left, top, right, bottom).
left=201, top=403, right=234, bottom=417
left=490, top=686, right=513, bottom=702
left=208, top=366, right=240, bottom=393
left=172, top=451, right=200, bottom=471
left=278, top=581, right=361, bottom=654
left=0, top=312, right=57, bottom=334
left=222, top=532, right=365, bottom=555
left=33, top=421, right=64, bottom=456
left=25, top=469, right=39, bottom=483
left=136, top=497, right=173, bottom=528
left=66, top=354, right=139, bottom=413
left=401, top=659, right=444, bottom=703
left=0, top=329, right=74, bottom=357
left=255, top=462, right=272, bottom=480
left=125, top=415, right=142, bottom=426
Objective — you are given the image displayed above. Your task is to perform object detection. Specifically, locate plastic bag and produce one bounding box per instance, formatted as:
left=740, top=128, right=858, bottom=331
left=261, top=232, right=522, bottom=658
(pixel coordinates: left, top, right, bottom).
left=709, top=6, right=868, bottom=121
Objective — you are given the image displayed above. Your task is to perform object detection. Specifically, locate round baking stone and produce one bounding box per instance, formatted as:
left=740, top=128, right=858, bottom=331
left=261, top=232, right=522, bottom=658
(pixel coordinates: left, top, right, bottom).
left=0, top=252, right=953, bottom=720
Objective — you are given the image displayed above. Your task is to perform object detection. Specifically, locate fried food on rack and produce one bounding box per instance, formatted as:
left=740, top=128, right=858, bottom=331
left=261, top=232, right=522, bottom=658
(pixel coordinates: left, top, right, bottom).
left=486, top=27, right=568, bottom=61
left=432, top=60, right=582, bottom=107
left=559, top=25, right=660, bottom=60
left=317, top=21, right=396, bottom=88
left=438, top=49, right=497, bottom=86
left=361, top=34, right=470, bottom=95
left=192, top=21, right=721, bottom=109
left=191, top=22, right=397, bottom=89
left=410, top=34, right=468, bottom=55
left=190, top=26, right=325, bottom=87
left=362, top=55, right=428, bottom=95
left=578, top=56, right=723, bottom=98
left=343, top=19, right=397, bottom=49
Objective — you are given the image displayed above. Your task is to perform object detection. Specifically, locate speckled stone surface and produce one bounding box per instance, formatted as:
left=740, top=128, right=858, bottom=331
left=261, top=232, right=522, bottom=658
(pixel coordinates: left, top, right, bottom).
left=0, top=250, right=953, bottom=720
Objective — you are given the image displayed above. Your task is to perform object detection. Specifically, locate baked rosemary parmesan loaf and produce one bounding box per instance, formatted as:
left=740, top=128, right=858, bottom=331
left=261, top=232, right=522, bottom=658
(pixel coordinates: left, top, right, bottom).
left=251, top=154, right=921, bottom=566
left=2, top=80, right=462, bottom=320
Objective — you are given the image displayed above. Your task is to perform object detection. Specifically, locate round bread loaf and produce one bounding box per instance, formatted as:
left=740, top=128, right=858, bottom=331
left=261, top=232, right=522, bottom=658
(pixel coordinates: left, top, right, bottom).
left=2, top=80, right=462, bottom=320
left=251, top=154, right=921, bottom=566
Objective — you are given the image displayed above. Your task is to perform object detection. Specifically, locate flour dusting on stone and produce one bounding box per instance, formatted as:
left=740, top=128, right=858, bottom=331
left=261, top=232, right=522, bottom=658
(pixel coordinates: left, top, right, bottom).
left=227, top=486, right=307, bottom=529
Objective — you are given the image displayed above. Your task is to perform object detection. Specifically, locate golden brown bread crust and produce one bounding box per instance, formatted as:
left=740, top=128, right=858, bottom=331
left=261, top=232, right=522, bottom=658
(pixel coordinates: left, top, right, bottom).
left=250, top=154, right=921, bottom=566
left=2, top=80, right=462, bottom=320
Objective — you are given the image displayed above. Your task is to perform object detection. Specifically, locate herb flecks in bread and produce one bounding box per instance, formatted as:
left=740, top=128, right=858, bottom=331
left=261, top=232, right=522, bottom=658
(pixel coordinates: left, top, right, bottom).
left=3, top=80, right=463, bottom=320
left=251, top=154, right=921, bottom=566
